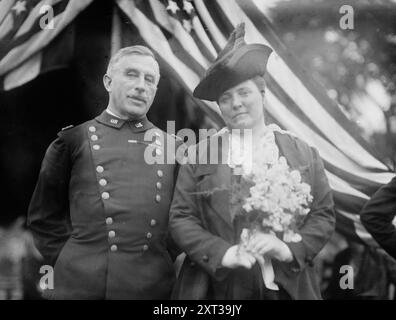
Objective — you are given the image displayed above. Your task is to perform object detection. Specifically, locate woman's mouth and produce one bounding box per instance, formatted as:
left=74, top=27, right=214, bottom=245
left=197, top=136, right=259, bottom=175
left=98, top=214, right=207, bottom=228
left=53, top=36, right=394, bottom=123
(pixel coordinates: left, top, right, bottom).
left=233, top=112, right=248, bottom=120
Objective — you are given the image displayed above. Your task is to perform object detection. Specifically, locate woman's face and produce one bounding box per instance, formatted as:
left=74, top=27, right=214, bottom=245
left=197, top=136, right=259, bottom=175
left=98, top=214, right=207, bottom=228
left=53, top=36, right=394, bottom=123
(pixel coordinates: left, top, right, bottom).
left=218, top=79, right=265, bottom=130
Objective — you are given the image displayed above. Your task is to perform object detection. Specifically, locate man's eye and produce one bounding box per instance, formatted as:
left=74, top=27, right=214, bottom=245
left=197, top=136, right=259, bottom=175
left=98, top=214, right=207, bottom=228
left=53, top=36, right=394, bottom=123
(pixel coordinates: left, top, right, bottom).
left=239, top=90, right=249, bottom=96
left=126, top=71, right=138, bottom=77
left=145, top=77, right=155, bottom=84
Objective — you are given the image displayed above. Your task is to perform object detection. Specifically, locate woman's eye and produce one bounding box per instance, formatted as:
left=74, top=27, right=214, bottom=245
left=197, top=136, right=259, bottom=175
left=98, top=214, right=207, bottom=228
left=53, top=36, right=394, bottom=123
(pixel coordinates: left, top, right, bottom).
left=219, top=96, right=230, bottom=104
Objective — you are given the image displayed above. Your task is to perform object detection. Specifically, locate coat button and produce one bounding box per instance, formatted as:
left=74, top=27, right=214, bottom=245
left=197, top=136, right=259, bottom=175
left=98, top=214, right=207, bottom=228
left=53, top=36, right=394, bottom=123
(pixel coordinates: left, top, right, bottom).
left=202, top=255, right=209, bottom=262
left=108, top=230, right=116, bottom=238
left=156, top=182, right=162, bottom=190
left=146, top=232, right=152, bottom=239
left=110, top=245, right=118, bottom=252
left=150, top=219, right=157, bottom=227
left=99, top=178, right=107, bottom=186
left=155, top=139, right=161, bottom=146
left=96, top=166, right=104, bottom=173
left=155, top=195, right=161, bottom=203
left=89, top=126, right=96, bottom=132
left=157, top=170, right=163, bottom=178
left=143, top=244, right=149, bottom=251
left=106, top=217, right=113, bottom=225
left=102, top=192, right=110, bottom=200
left=190, top=261, right=196, bottom=267
left=155, top=148, right=162, bottom=156
left=91, top=135, right=98, bottom=141
left=93, top=144, right=100, bottom=150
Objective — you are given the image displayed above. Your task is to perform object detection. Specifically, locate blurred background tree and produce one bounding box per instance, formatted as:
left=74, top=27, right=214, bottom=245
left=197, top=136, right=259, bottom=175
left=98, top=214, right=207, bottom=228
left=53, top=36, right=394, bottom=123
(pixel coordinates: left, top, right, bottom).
left=267, top=0, right=396, bottom=168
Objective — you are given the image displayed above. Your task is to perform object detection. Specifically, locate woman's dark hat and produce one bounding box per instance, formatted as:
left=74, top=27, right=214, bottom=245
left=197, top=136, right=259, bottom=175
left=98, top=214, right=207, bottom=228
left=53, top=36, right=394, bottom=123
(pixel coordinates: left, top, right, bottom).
left=193, top=23, right=273, bottom=101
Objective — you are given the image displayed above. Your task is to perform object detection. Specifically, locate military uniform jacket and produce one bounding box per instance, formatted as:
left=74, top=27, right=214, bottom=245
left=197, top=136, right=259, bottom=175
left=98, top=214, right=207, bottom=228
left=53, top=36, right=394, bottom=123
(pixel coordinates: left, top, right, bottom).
left=169, top=129, right=336, bottom=300
left=28, top=111, right=181, bottom=299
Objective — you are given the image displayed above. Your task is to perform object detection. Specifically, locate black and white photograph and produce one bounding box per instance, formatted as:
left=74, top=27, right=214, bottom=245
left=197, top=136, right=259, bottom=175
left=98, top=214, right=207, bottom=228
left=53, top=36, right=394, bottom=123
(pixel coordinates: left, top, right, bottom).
left=0, top=0, right=396, bottom=305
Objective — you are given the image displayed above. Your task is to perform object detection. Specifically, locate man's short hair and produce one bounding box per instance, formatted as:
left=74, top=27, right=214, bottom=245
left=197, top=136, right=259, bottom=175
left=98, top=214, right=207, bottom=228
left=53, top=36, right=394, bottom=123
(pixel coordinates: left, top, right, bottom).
left=106, top=45, right=159, bottom=77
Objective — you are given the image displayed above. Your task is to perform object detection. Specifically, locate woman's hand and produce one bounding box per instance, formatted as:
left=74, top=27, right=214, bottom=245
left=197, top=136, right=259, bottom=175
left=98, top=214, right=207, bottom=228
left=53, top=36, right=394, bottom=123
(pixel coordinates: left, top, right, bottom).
left=221, top=245, right=256, bottom=269
left=245, top=232, right=294, bottom=262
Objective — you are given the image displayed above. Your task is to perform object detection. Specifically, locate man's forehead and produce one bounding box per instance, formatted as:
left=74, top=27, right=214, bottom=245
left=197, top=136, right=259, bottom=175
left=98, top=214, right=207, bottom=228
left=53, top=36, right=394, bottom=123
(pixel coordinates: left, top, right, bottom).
left=116, top=54, right=159, bottom=73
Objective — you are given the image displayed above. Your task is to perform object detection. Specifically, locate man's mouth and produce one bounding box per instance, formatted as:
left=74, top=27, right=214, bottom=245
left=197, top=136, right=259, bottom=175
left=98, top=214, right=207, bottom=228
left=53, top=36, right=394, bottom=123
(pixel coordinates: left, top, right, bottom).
left=127, top=95, right=147, bottom=104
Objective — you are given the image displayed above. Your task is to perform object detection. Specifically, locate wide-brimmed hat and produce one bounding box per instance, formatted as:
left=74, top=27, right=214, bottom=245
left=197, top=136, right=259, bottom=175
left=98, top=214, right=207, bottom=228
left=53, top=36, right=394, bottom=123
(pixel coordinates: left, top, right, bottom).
left=193, top=23, right=273, bottom=101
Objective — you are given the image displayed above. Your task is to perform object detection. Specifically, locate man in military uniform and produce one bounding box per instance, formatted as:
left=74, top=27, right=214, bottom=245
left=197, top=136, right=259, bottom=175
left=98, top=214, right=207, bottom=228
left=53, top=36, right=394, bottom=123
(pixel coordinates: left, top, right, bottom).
left=28, top=45, right=181, bottom=299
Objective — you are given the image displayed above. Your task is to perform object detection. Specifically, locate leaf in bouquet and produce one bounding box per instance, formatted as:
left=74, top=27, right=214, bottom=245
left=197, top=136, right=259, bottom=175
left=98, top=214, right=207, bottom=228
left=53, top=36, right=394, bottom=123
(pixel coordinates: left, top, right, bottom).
left=229, top=175, right=254, bottom=222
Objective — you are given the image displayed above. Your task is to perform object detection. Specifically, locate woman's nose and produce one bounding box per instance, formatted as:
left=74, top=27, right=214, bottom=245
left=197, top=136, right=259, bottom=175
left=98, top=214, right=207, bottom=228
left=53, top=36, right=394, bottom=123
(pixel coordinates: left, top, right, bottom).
left=232, top=95, right=242, bottom=110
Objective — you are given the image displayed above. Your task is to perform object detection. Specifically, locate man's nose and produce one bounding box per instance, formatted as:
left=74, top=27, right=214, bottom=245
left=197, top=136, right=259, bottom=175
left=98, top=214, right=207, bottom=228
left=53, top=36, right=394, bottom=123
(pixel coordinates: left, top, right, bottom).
left=135, top=75, right=146, bottom=92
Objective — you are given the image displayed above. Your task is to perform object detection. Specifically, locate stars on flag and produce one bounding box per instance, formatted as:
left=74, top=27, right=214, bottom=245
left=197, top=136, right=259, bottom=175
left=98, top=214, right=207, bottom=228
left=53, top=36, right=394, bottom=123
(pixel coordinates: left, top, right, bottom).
left=183, top=0, right=194, bottom=15
left=166, top=0, right=196, bottom=33
left=12, top=0, right=27, bottom=15
left=166, top=0, right=179, bottom=15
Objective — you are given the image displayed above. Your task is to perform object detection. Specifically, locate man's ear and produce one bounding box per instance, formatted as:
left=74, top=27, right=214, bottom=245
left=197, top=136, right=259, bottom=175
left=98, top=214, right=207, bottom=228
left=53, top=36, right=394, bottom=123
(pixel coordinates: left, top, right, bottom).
left=103, top=74, right=112, bottom=92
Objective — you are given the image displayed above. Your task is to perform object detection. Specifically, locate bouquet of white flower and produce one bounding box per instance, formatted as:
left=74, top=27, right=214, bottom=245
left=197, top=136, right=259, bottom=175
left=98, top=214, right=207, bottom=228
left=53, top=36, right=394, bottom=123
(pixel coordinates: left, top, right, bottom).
left=240, top=155, right=313, bottom=243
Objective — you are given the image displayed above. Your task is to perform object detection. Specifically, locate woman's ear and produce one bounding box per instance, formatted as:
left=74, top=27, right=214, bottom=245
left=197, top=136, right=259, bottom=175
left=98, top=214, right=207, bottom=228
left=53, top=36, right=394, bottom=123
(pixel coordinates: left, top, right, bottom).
left=103, top=74, right=112, bottom=92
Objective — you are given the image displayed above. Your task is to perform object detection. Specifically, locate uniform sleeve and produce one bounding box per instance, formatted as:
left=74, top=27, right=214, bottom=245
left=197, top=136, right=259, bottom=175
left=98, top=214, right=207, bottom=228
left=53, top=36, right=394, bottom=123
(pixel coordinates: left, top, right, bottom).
left=361, top=176, right=396, bottom=259
left=27, top=134, right=72, bottom=266
left=286, top=147, right=336, bottom=271
left=169, top=163, right=232, bottom=280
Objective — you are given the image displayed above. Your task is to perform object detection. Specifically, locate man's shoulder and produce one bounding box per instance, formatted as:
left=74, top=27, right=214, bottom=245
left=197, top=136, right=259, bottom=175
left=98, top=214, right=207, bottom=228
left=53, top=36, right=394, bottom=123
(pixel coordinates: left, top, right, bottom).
left=57, top=118, right=96, bottom=139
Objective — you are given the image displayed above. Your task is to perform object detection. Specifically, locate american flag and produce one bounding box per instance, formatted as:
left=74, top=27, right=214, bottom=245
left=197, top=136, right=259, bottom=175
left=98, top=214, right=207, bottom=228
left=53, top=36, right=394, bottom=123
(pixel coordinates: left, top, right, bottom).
left=114, top=0, right=395, bottom=245
left=0, top=0, right=93, bottom=90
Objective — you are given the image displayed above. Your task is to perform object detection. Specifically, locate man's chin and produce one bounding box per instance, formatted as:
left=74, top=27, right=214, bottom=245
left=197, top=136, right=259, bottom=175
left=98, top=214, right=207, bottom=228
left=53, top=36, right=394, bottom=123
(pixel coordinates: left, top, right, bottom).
left=124, top=105, right=148, bottom=119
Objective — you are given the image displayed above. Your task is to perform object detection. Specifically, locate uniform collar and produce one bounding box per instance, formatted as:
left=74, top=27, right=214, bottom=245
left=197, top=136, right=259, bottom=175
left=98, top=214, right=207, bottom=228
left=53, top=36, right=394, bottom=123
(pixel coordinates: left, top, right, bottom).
left=95, top=110, right=154, bottom=132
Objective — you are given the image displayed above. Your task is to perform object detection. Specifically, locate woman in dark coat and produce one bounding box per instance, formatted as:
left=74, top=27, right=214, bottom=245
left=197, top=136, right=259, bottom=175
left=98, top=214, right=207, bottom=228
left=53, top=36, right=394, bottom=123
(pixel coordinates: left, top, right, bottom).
left=169, top=24, right=335, bottom=300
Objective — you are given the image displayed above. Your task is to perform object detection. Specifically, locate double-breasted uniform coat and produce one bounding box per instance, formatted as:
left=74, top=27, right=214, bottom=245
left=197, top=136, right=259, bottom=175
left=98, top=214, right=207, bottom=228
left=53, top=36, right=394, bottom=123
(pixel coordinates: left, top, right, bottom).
left=28, top=110, right=181, bottom=299
left=169, top=129, right=336, bottom=300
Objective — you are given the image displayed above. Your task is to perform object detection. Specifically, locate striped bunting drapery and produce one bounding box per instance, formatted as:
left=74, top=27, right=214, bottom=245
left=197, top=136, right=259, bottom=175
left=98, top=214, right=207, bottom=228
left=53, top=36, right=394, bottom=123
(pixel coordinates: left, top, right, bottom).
left=115, top=0, right=395, bottom=245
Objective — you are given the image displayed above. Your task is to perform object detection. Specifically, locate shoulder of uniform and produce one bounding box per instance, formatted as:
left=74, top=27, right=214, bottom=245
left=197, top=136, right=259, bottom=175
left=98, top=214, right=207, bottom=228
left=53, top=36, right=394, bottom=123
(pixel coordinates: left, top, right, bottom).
left=61, top=125, right=74, bottom=131
left=57, top=124, right=75, bottom=138
left=57, top=119, right=92, bottom=138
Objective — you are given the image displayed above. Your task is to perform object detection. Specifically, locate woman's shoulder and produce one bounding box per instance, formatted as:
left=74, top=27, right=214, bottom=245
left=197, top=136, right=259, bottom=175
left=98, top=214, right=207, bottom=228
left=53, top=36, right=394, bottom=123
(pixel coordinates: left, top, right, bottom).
left=271, top=126, right=318, bottom=158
